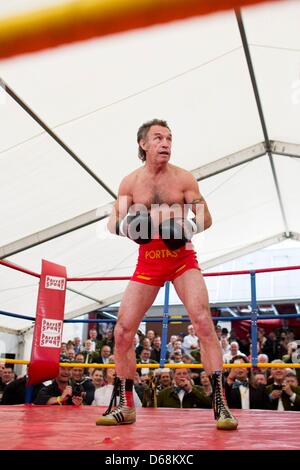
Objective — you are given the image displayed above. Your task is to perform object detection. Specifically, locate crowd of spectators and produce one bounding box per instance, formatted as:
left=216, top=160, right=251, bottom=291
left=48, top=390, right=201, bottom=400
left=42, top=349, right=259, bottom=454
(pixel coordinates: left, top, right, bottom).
left=1, top=323, right=300, bottom=412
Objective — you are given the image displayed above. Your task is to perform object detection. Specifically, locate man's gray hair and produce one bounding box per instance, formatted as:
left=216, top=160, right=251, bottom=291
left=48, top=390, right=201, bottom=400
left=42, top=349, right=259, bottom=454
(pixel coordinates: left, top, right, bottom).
left=137, top=118, right=171, bottom=162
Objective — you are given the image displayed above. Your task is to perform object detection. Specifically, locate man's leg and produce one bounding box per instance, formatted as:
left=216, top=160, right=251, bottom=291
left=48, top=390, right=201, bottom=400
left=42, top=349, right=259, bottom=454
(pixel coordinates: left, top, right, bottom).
left=96, top=281, right=160, bottom=425
left=173, top=269, right=238, bottom=430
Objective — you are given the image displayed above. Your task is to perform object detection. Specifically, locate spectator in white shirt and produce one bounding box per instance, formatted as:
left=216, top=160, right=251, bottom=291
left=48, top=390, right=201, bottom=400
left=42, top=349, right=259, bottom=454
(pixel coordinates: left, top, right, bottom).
left=182, top=324, right=199, bottom=354
left=91, top=369, right=106, bottom=389
left=221, top=337, right=231, bottom=356
left=167, top=335, right=178, bottom=354
left=92, top=367, right=141, bottom=407
left=223, top=341, right=245, bottom=363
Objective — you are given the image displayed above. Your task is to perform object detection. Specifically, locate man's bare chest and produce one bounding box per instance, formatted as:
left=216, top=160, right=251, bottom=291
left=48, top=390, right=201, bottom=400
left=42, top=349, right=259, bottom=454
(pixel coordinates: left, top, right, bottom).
left=132, top=177, right=185, bottom=208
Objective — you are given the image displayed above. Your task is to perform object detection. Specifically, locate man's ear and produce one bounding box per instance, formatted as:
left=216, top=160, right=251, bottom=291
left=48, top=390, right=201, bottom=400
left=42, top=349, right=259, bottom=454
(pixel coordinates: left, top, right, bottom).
left=140, top=138, right=147, bottom=151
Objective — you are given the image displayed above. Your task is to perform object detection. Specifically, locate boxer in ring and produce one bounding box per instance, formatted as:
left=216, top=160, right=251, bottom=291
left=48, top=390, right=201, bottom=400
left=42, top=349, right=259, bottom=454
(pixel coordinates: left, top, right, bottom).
left=96, top=119, right=237, bottom=430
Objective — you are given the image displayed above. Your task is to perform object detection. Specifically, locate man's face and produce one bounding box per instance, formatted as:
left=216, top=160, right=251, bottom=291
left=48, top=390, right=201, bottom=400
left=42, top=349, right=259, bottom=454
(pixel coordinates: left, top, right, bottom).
left=147, top=330, right=155, bottom=341
left=58, top=366, right=71, bottom=383
left=254, top=374, right=267, bottom=385
left=68, top=350, right=75, bottom=360
left=75, top=354, right=84, bottom=363
left=160, top=372, right=171, bottom=387
left=272, top=367, right=286, bottom=382
left=187, top=325, right=194, bottom=335
left=102, top=346, right=111, bottom=357
left=2, top=368, right=14, bottom=383
left=141, top=125, right=172, bottom=163
left=141, top=350, right=151, bottom=361
left=215, top=327, right=222, bottom=338
left=72, top=367, right=84, bottom=381
left=89, top=330, right=97, bottom=340
left=200, top=371, right=210, bottom=386
left=142, top=338, right=151, bottom=349
left=286, top=375, right=298, bottom=387
left=174, top=369, right=189, bottom=386
left=233, top=360, right=248, bottom=380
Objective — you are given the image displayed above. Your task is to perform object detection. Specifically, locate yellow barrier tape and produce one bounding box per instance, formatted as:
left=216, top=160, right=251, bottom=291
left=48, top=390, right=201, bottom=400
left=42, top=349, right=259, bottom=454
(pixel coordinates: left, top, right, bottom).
left=3, top=358, right=300, bottom=369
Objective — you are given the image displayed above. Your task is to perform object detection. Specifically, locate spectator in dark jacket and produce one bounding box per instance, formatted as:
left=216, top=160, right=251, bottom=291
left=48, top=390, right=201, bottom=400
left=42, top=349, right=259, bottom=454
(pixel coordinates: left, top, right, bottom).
left=1, top=374, right=43, bottom=405
left=34, top=359, right=83, bottom=406
left=225, top=355, right=269, bottom=410
left=157, top=368, right=211, bottom=408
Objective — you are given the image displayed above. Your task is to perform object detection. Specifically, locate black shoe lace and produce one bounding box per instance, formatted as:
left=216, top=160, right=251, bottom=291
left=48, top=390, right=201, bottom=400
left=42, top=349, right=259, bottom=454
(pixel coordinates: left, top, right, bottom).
left=103, top=377, right=123, bottom=416
left=211, top=373, right=232, bottom=420
left=214, top=390, right=232, bottom=419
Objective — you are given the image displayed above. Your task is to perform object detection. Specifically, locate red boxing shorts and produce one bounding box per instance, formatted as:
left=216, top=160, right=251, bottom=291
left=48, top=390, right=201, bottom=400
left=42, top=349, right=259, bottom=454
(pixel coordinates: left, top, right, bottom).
left=131, top=239, right=200, bottom=287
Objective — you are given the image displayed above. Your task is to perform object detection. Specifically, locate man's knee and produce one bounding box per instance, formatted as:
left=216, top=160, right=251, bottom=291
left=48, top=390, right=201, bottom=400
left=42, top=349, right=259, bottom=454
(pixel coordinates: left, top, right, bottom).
left=114, top=322, right=134, bottom=349
left=192, top=309, right=214, bottom=337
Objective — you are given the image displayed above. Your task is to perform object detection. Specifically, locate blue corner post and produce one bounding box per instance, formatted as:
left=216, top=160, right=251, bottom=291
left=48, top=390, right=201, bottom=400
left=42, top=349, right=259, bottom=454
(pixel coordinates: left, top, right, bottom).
left=250, top=271, right=258, bottom=368
left=159, top=281, right=170, bottom=368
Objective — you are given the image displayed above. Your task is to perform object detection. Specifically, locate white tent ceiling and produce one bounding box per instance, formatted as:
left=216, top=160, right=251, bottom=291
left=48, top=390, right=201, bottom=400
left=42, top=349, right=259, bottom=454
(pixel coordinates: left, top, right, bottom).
left=0, top=0, right=300, bottom=333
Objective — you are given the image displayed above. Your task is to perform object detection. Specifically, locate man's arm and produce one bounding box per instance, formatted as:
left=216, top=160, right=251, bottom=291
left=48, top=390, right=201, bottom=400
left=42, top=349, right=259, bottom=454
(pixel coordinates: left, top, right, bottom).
left=184, top=174, right=212, bottom=231
left=107, top=176, right=133, bottom=234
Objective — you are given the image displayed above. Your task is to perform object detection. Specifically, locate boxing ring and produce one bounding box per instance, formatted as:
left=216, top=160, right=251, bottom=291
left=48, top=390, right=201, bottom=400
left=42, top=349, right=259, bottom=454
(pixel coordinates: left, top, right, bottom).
left=1, top=0, right=299, bottom=453
left=1, top=258, right=300, bottom=451
left=1, top=407, right=299, bottom=451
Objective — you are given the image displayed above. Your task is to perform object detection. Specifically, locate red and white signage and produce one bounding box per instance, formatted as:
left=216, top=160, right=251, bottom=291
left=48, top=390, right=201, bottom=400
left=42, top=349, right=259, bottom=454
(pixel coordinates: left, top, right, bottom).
left=40, top=319, right=63, bottom=348
left=28, top=260, right=67, bottom=386
left=45, top=275, right=66, bottom=290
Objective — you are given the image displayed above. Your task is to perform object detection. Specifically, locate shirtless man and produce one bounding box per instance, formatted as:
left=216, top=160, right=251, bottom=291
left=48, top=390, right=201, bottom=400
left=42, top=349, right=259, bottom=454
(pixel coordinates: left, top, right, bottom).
left=96, top=119, right=237, bottom=430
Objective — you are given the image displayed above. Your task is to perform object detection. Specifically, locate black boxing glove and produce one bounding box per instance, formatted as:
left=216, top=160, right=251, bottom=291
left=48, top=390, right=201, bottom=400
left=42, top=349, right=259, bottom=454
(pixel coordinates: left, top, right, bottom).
left=116, top=212, right=152, bottom=244
left=159, top=217, right=197, bottom=250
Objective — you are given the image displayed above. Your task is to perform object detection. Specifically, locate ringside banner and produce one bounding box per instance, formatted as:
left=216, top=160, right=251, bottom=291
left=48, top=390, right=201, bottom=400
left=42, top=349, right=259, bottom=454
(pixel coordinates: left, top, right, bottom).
left=28, top=260, right=67, bottom=385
